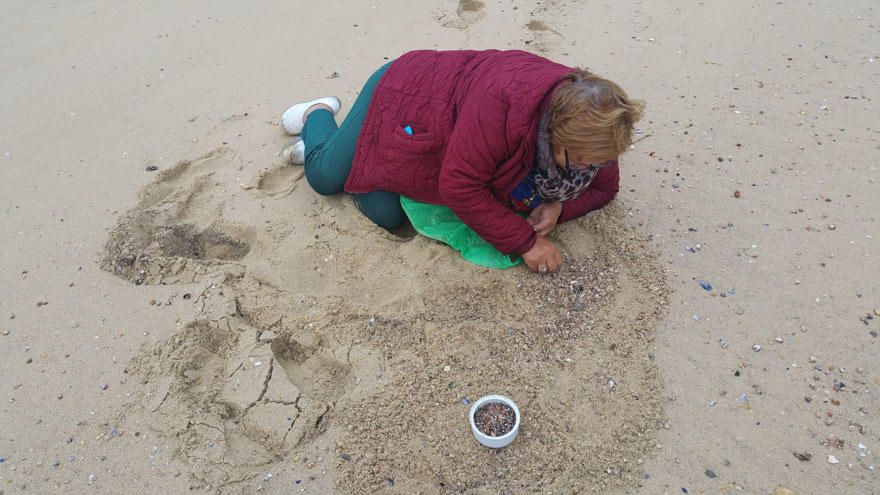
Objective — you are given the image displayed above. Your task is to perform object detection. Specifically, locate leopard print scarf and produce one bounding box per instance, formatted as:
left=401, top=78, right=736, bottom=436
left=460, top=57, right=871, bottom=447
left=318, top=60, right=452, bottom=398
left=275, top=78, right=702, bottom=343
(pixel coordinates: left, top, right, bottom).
left=533, top=112, right=601, bottom=202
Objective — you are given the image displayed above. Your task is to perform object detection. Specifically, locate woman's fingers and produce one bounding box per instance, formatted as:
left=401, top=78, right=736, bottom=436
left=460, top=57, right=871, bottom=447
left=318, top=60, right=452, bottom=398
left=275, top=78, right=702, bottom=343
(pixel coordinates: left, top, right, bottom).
left=524, top=256, right=547, bottom=274
left=532, top=215, right=553, bottom=233
left=536, top=252, right=561, bottom=274
left=547, top=244, right=562, bottom=272
left=522, top=236, right=562, bottom=274
left=535, top=223, right=555, bottom=237
left=526, top=206, right=544, bottom=225
left=536, top=221, right=556, bottom=237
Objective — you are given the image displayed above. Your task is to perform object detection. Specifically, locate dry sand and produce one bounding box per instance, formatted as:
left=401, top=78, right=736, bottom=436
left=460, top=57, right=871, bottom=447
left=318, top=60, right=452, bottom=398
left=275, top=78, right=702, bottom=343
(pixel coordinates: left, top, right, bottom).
left=1, top=0, right=878, bottom=494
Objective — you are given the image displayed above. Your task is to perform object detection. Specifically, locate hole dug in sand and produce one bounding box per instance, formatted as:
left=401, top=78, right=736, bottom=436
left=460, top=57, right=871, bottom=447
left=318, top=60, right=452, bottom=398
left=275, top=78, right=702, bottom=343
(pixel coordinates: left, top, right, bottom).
left=153, top=224, right=250, bottom=261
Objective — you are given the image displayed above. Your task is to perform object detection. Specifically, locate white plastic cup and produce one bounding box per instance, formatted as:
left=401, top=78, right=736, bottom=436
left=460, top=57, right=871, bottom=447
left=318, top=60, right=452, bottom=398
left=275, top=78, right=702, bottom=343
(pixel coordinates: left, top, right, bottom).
left=469, top=395, right=520, bottom=448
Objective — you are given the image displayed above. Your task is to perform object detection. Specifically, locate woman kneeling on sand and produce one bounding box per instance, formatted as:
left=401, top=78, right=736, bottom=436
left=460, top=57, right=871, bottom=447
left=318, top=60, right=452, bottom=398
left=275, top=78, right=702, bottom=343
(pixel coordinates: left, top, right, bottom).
left=280, top=49, right=643, bottom=274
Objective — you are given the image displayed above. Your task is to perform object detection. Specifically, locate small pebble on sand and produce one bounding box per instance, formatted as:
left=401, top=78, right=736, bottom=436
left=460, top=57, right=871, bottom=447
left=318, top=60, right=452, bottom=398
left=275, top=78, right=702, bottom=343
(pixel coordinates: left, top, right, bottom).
left=792, top=451, right=812, bottom=462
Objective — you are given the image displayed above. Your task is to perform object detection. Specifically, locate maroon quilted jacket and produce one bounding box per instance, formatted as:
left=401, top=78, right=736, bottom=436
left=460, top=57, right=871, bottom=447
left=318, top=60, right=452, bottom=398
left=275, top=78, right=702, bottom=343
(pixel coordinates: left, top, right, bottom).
left=345, top=50, right=620, bottom=254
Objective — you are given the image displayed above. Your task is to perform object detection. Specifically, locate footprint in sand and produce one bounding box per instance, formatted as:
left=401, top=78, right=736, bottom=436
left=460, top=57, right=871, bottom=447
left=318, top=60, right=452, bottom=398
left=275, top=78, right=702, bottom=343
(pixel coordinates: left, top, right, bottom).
left=434, top=0, right=485, bottom=29
left=103, top=147, right=255, bottom=285
left=526, top=18, right=565, bottom=54
left=241, top=163, right=303, bottom=197
left=271, top=335, right=353, bottom=406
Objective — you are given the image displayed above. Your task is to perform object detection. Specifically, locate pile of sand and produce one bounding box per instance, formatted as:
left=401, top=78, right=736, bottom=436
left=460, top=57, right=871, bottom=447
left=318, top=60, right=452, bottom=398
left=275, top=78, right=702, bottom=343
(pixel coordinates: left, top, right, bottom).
left=102, top=146, right=669, bottom=492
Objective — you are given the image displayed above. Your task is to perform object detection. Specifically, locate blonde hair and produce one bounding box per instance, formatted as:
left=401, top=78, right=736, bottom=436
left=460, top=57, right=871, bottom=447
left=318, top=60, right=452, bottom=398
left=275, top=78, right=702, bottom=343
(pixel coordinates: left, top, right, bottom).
left=547, top=68, right=644, bottom=162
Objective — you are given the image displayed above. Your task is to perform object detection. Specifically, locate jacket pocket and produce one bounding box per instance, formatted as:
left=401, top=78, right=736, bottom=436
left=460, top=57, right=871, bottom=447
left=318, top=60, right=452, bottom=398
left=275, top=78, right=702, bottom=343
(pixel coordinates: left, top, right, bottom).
left=386, top=122, right=443, bottom=153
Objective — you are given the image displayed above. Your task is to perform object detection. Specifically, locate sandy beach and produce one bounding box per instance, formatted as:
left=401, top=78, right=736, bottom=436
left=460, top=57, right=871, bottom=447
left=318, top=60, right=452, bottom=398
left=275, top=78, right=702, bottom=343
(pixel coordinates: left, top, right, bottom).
left=1, top=0, right=878, bottom=493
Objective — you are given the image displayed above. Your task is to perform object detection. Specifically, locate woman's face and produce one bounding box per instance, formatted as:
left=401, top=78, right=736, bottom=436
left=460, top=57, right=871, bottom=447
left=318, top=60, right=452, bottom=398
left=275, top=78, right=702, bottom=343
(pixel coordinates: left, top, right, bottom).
left=552, top=145, right=618, bottom=171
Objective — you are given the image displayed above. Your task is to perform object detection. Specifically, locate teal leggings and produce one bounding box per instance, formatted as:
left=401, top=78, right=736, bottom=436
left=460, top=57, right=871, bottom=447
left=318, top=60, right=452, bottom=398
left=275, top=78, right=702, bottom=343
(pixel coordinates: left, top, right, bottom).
left=300, top=63, right=405, bottom=231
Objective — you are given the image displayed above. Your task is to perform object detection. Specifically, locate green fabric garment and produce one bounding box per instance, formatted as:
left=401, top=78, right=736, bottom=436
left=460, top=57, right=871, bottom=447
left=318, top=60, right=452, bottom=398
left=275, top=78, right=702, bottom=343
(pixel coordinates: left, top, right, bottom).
left=400, top=197, right=523, bottom=269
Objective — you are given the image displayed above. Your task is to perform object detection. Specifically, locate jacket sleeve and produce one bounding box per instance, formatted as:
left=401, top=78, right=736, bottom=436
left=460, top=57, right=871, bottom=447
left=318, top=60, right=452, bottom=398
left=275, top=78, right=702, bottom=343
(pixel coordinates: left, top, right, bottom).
left=438, top=93, right=537, bottom=255
left=557, top=161, right=620, bottom=224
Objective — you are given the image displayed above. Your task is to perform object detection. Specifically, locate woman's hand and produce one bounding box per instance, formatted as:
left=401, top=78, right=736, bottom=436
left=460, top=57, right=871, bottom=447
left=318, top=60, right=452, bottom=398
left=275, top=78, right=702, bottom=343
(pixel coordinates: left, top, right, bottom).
left=522, top=236, right=563, bottom=274
left=527, top=201, right=563, bottom=237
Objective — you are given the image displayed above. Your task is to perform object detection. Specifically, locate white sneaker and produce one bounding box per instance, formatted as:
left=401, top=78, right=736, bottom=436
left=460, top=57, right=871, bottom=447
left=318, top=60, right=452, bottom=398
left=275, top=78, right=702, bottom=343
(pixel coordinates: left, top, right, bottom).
left=280, top=139, right=305, bottom=165
left=280, top=96, right=341, bottom=135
